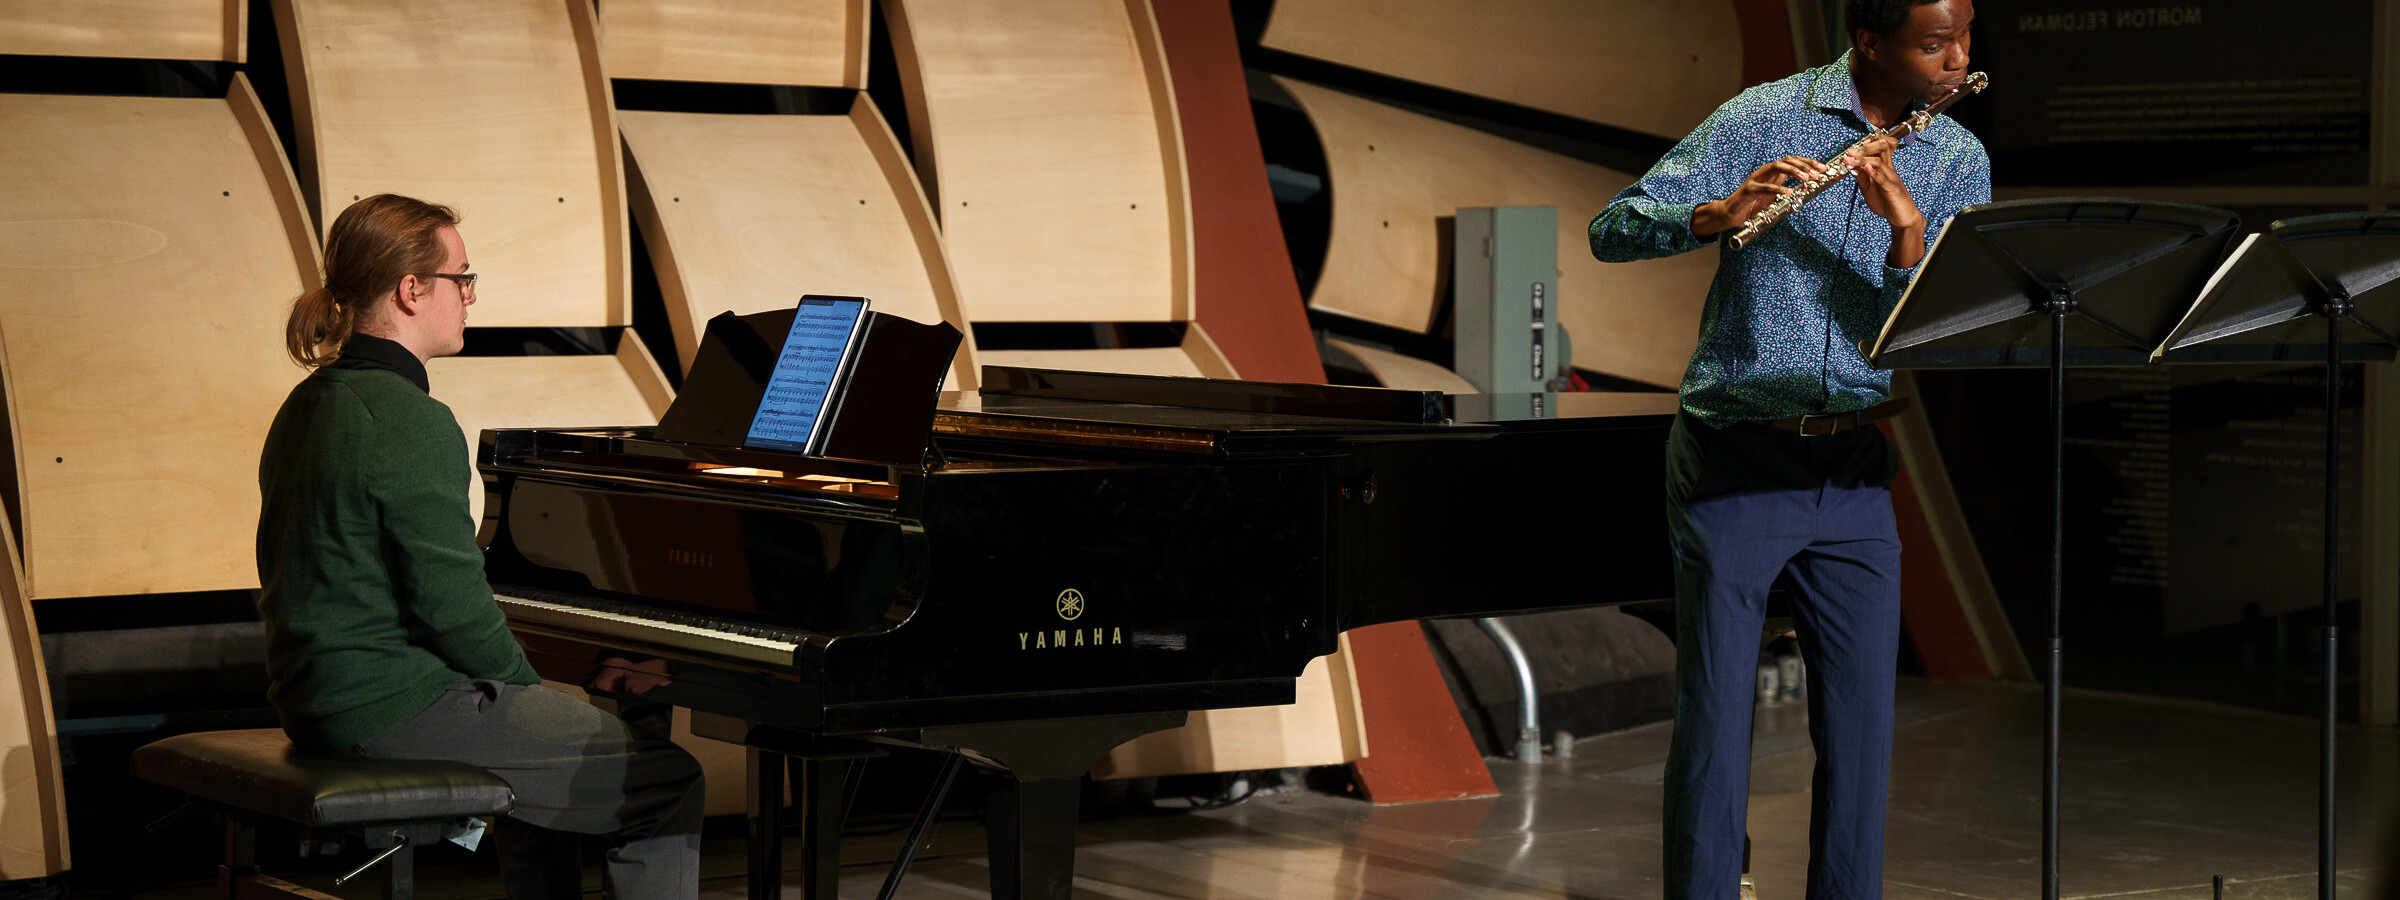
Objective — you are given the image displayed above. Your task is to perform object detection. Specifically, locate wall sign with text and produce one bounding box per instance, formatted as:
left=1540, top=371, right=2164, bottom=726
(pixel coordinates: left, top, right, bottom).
left=1971, top=1, right=2373, bottom=186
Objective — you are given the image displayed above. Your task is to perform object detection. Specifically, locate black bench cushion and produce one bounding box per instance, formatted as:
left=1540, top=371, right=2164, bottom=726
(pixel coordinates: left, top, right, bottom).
left=133, top=728, right=513, bottom=827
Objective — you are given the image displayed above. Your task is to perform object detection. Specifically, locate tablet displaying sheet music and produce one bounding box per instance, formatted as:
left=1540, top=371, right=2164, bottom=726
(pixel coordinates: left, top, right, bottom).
left=744, top=296, right=870, bottom=455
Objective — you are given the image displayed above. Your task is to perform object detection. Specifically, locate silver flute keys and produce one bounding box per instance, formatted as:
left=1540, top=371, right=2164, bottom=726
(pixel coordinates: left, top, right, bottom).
left=1726, top=71, right=1988, bottom=251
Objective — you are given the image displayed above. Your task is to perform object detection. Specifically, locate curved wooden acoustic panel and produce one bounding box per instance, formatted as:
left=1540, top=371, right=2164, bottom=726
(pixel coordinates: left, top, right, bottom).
left=977, top=329, right=1238, bottom=380
left=884, top=0, right=1189, bottom=324
left=1321, top=338, right=1477, bottom=394
left=0, top=76, right=315, bottom=599
left=599, top=0, right=866, bottom=88
left=272, top=0, right=627, bottom=327
left=1095, top=634, right=1365, bottom=779
left=1281, top=77, right=1714, bottom=389
left=1260, top=0, right=1742, bottom=140
left=0, top=0, right=244, bottom=62
left=621, top=97, right=979, bottom=389
left=0, top=497, right=65, bottom=878
left=429, top=338, right=674, bottom=525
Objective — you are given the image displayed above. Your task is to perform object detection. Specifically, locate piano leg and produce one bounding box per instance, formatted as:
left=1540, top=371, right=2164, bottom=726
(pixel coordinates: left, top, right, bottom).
left=747, top=748, right=785, bottom=900
left=747, top=749, right=854, bottom=900
left=904, top=711, right=1182, bottom=900
left=984, top=776, right=1080, bottom=900
left=798, top=757, right=851, bottom=900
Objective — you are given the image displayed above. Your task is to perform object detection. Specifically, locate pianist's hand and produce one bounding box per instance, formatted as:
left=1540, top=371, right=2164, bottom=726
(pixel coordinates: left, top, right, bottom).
left=590, top=656, right=673, bottom=696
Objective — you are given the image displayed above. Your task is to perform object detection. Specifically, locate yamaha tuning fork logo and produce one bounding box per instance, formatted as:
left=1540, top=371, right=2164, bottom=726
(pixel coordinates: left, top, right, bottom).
left=1017, top=587, right=1128, bottom=650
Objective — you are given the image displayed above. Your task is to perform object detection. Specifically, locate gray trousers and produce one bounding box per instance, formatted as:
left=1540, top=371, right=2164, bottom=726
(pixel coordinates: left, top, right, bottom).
left=355, top=680, right=705, bottom=900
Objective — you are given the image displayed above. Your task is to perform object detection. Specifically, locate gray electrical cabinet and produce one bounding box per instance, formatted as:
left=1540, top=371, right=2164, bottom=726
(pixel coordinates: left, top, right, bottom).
left=1453, top=206, right=1565, bottom=394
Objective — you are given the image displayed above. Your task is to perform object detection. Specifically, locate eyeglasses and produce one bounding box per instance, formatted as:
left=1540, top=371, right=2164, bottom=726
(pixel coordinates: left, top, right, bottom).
left=415, top=272, right=477, bottom=296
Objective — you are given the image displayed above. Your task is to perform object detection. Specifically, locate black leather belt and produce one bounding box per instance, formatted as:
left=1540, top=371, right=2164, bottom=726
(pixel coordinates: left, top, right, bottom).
left=1759, top=398, right=1911, bottom=436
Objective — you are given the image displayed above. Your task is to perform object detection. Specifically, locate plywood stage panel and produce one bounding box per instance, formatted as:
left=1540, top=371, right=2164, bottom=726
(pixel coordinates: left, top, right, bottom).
left=1281, top=77, right=1714, bottom=389
left=1321, top=338, right=1477, bottom=394
left=977, top=326, right=1237, bottom=380
left=884, top=0, right=1189, bottom=324
left=600, top=0, right=866, bottom=88
left=275, top=0, right=627, bottom=327
left=621, top=97, right=978, bottom=388
left=1096, top=636, right=1367, bottom=779
left=0, top=81, right=314, bottom=599
left=0, top=0, right=244, bottom=63
left=1260, top=0, right=1741, bottom=141
left=0, top=497, right=65, bottom=878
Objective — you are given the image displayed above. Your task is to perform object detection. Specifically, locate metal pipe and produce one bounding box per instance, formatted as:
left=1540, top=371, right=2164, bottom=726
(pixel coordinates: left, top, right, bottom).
left=1476, top=617, right=1544, bottom=762
left=333, top=831, right=407, bottom=886
left=2320, top=308, right=2343, bottom=900
left=2044, top=301, right=2067, bottom=900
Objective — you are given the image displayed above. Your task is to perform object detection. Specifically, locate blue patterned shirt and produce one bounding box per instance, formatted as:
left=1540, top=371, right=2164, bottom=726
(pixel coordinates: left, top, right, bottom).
left=1590, top=52, right=1990, bottom=425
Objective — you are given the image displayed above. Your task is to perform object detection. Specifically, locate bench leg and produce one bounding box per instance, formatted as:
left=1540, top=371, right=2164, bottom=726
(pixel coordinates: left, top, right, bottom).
left=221, top=816, right=258, bottom=899
left=329, top=829, right=420, bottom=900
left=374, top=838, right=412, bottom=900
left=217, top=817, right=342, bottom=900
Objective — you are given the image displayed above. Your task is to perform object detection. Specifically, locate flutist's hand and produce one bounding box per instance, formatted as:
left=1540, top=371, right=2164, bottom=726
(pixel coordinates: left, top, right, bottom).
left=1845, top=134, right=1928, bottom=268
left=1691, top=155, right=1826, bottom=240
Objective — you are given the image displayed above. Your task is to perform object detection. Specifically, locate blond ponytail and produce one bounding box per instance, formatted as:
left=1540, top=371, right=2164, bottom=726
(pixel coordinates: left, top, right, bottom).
left=285, top=194, right=460, bottom=368
left=284, top=286, right=359, bottom=368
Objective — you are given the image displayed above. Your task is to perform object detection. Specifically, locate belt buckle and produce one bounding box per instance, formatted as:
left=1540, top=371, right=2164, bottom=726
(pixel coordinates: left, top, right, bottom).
left=1796, top=411, right=1856, bottom=437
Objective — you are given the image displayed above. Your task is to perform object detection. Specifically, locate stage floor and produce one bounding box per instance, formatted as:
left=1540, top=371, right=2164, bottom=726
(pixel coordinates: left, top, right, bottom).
left=706, top=678, right=2393, bottom=900
left=132, top=678, right=2392, bottom=899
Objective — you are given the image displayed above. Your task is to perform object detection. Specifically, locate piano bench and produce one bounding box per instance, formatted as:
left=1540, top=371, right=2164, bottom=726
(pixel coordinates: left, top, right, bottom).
left=132, top=728, right=514, bottom=900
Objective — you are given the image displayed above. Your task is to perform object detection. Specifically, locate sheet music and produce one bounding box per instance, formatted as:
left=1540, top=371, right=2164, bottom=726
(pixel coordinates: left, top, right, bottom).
left=746, top=297, right=868, bottom=453
left=2150, top=232, right=2263, bottom=361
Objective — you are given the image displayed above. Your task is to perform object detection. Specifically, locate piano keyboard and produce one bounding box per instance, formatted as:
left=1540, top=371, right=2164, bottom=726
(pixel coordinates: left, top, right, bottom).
left=493, top=585, right=807, bottom=667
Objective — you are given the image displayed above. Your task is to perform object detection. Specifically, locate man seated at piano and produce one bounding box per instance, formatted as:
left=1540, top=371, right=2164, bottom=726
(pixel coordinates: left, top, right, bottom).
left=254, top=193, right=706, bottom=898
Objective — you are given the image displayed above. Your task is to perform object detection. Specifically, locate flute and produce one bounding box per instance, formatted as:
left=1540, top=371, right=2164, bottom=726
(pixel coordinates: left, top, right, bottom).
left=1726, top=71, right=1988, bottom=251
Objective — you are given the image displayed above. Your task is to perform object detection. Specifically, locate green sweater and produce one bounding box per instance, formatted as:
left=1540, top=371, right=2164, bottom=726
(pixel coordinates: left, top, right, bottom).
left=256, top=362, right=536, bottom=752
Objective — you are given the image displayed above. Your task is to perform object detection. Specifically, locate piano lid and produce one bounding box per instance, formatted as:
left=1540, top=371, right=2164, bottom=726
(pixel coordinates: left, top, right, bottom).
left=933, top=367, right=1682, bottom=456
left=1447, top=391, right=1681, bottom=425
left=980, top=366, right=1447, bottom=422
left=935, top=390, right=1493, bottom=458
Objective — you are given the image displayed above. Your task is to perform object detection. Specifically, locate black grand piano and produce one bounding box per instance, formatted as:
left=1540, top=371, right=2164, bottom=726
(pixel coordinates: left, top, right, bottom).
left=477, top=317, right=1675, bottom=899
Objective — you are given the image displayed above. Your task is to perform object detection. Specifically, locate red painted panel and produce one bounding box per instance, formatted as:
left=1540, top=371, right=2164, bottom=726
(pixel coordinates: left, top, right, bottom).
left=1154, top=5, right=1491, bottom=803
left=1344, top=621, right=1500, bottom=803
left=1151, top=0, right=1325, bottom=384
left=1732, top=0, right=1803, bottom=85
left=1880, top=421, right=1994, bottom=679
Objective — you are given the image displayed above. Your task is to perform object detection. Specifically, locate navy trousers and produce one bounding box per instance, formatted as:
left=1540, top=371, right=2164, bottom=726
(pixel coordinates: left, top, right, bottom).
left=1661, top=412, right=1902, bottom=900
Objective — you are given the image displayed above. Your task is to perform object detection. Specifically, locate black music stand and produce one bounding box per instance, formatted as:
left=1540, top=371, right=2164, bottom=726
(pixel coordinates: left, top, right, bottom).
left=2153, top=210, right=2400, bottom=900
left=1866, top=197, right=2241, bottom=900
